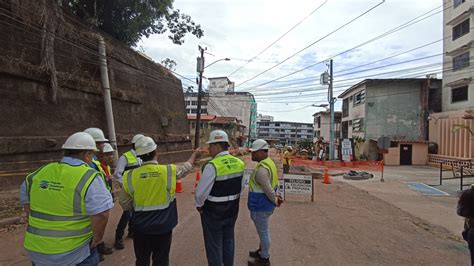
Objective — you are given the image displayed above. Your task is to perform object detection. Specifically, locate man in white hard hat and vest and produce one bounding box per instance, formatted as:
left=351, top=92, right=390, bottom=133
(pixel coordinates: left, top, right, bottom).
left=19, top=132, right=113, bottom=266
left=248, top=139, right=282, bottom=266
left=195, top=130, right=245, bottom=266
left=113, top=133, right=144, bottom=250
left=84, top=127, right=114, bottom=258
left=120, top=136, right=200, bottom=265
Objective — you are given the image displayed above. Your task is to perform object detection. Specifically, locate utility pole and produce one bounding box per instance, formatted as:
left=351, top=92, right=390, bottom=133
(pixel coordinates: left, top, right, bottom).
left=194, top=46, right=205, bottom=149
left=247, top=104, right=253, bottom=147
left=329, top=59, right=335, bottom=160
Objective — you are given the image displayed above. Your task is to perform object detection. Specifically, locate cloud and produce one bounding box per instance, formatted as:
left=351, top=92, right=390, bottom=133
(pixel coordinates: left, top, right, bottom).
left=139, top=0, right=443, bottom=123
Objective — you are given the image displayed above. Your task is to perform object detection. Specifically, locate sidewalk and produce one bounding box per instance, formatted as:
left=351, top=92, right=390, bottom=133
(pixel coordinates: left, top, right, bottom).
left=333, top=165, right=465, bottom=237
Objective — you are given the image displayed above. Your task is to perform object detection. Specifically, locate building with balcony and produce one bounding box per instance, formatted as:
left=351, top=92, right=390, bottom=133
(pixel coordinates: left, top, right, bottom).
left=428, top=0, right=474, bottom=163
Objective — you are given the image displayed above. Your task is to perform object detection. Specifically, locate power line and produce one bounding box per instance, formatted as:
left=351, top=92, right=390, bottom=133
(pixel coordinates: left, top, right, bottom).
left=242, top=2, right=445, bottom=90
left=227, top=0, right=328, bottom=77
left=234, top=0, right=385, bottom=88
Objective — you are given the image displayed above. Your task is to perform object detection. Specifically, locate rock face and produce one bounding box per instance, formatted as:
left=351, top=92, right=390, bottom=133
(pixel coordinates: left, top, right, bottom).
left=0, top=0, right=191, bottom=188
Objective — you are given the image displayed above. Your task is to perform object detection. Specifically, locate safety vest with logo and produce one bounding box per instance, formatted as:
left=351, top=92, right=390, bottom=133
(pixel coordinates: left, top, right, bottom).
left=122, top=163, right=178, bottom=234
left=24, top=163, right=98, bottom=254
left=248, top=157, right=279, bottom=212
left=123, top=150, right=141, bottom=171
left=203, top=154, right=245, bottom=220
left=92, top=159, right=111, bottom=192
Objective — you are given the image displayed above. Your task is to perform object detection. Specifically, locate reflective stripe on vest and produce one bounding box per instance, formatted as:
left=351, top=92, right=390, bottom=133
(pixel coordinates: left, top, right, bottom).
left=123, top=164, right=176, bottom=212
left=207, top=154, right=245, bottom=202
left=207, top=193, right=240, bottom=202
left=249, top=157, right=278, bottom=193
left=24, top=163, right=97, bottom=254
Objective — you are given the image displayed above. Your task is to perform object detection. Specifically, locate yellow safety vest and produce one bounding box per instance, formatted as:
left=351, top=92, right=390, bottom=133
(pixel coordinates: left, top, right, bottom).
left=122, top=163, right=177, bottom=211
left=249, top=157, right=278, bottom=192
left=24, top=163, right=98, bottom=254
left=123, top=150, right=140, bottom=170
left=92, top=159, right=111, bottom=192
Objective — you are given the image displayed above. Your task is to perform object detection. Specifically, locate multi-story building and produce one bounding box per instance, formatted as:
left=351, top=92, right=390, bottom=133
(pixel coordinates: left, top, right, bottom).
left=257, top=121, right=314, bottom=146
left=184, top=77, right=257, bottom=145
left=428, top=0, right=474, bottom=162
left=338, top=78, right=442, bottom=162
left=257, top=114, right=274, bottom=122
left=313, top=111, right=342, bottom=141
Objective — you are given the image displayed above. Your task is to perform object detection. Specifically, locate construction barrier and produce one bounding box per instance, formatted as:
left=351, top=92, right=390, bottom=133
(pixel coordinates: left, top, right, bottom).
left=291, top=158, right=384, bottom=172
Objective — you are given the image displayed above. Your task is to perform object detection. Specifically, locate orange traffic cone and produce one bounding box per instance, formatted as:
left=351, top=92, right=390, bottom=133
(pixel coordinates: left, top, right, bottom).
left=323, top=167, right=331, bottom=184
left=176, top=179, right=184, bottom=193
left=194, top=171, right=201, bottom=190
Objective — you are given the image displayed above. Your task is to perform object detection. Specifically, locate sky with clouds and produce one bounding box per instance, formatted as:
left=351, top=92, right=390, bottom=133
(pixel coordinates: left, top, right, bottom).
left=137, top=0, right=443, bottom=123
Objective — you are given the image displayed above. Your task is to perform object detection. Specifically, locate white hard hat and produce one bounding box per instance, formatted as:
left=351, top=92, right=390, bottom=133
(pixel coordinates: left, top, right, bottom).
left=250, top=139, right=269, bottom=152
left=287, top=146, right=293, bottom=150
left=62, top=132, right=98, bottom=151
left=135, top=136, right=157, bottom=156
left=84, top=128, right=109, bottom=142
left=131, top=134, right=144, bottom=144
left=207, top=130, right=229, bottom=144
left=102, top=143, right=115, bottom=153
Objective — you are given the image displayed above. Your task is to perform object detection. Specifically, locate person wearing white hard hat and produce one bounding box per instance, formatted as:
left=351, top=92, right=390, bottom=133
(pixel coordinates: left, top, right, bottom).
left=84, top=128, right=114, bottom=258
left=19, top=132, right=113, bottom=266
left=113, top=133, right=144, bottom=250
left=247, top=139, right=282, bottom=266
left=120, top=136, right=200, bottom=265
left=195, top=130, right=245, bottom=266
left=96, top=143, right=115, bottom=196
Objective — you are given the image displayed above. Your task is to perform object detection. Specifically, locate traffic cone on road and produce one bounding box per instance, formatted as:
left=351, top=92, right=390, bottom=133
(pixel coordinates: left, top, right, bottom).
left=193, top=171, right=201, bottom=190
left=176, top=179, right=184, bottom=193
left=323, top=167, right=331, bottom=184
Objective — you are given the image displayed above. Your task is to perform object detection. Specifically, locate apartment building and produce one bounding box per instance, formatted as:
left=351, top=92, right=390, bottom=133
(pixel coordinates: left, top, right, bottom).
left=313, top=111, right=342, bottom=141
left=428, top=0, right=474, bottom=162
left=257, top=121, right=314, bottom=146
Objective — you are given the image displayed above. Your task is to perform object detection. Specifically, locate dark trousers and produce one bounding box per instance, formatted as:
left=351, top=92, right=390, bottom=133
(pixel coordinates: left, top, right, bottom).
left=133, top=230, right=173, bottom=266
left=115, top=210, right=133, bottom=240
left=283, top=164, right=290, bottom=174
left=468, top=229, right=474, bottom=266
left=200, top=213, right=237, bottom=266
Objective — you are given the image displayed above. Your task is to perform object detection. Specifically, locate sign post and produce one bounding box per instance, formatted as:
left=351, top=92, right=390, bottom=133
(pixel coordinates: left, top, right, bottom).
left=281, top=174, right=314, bottom=202
left=377, top=136, right=391, bottom=183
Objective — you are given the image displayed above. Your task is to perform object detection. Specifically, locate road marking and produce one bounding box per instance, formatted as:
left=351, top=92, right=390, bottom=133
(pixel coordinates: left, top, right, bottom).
left=406, top=182, right=450, bottom=196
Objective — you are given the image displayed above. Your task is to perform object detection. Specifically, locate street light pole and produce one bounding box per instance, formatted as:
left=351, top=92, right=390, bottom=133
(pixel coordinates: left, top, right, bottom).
left=329, top=59, right=335, bottom=160
left=194, top=46, right=205, bottom=149
left=194, top=49, right=230, bottom=148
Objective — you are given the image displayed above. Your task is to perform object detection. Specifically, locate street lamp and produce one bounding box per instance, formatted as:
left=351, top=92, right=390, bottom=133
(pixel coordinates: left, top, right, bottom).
left=194, top=47, right=231, bottom=148
left=205, top=58, right=230, bottom=69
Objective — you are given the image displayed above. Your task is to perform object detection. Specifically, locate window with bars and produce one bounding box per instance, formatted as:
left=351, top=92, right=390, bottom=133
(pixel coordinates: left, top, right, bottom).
left=342, top=98, right=349, bottom=117
left=452, top=86, right=468, bottom=103
left=453, top=19, right=470, bottom=40
left=353, top=90, right=366, bottom=106
left=453, top=52, right=470, bottom=71
left=352, top=118, right=364, bottom=132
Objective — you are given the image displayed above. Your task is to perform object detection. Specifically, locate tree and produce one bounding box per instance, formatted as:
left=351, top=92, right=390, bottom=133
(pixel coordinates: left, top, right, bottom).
left=61, top=0, right=203, bottom=46
left=161, top=58, right=177, bottom=71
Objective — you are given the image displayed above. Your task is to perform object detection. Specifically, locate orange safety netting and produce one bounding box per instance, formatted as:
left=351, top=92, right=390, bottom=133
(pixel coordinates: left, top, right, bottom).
left=291, top=158, right=384, bottom=172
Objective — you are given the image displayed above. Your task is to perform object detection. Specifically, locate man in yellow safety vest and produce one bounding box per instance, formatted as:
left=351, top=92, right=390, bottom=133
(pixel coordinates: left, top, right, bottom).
left=20, top=132, right=113, bottom=265
left=120, top=136, right=200, bottom=265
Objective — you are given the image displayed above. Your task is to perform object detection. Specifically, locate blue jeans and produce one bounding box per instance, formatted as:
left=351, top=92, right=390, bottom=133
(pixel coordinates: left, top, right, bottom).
left=250, top=210, right=274, bottom=259
left=200, top=213, right=237, bottom=266
left=77, top=248, right=100, bottom=266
